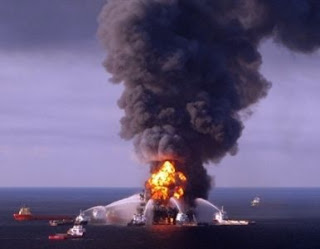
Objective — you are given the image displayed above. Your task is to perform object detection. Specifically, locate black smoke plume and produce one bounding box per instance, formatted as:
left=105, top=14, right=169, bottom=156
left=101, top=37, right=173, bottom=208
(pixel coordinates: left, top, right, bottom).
left=98, top=0, right=320, bottom=202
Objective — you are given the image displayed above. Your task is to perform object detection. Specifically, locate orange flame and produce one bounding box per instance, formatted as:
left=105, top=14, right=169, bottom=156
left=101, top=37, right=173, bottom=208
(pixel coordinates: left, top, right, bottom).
left=146, top=161, right=187, bottom=201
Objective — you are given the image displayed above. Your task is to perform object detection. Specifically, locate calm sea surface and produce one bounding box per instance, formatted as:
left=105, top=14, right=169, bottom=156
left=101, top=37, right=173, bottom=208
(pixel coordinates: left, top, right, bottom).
left=0, top=188, right=320, bottom=249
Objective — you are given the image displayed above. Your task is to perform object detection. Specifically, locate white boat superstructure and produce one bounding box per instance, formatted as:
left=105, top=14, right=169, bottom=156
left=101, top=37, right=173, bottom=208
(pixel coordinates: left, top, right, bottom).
left=128, top=213, right=146, bottom=226
left=18, top=207, right=31, bottom=215
left=251, top=196, right=261, bottom=207
left=67, top=225, right=86, bottom=238
left=213, top=206, right=228, bottom=223
left=213, top=207, right=250, bottom=226
left=175, top=212, right=197, bottom=226
left=175, top=212, right=188, bottom=225
left=75, top=210, right=89, bottom=225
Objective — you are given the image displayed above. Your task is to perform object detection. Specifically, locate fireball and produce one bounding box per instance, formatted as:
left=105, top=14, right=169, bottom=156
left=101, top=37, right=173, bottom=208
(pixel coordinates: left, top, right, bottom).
left=146, top=161, right=187, bottom=201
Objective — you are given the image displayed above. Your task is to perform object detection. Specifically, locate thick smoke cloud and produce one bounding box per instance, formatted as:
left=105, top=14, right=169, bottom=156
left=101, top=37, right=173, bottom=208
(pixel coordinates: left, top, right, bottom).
left=98, top=0, right=320, bottom=202
left=259, top=0, right=320, bottom=53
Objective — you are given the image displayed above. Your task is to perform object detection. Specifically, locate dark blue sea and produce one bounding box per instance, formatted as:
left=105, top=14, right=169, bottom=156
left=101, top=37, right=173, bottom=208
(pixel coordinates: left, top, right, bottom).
left=0, top=188, right=320, bottom=249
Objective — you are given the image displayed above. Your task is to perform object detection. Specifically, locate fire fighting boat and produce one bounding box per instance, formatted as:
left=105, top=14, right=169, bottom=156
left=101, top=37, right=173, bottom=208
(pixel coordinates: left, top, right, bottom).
left=74, top=210, right=89, bottom=225
left=213, top=207, right=250, bottom=225
left=67, top=225, right=86, bottom=238
left=128, top=213, right=146, bottom=226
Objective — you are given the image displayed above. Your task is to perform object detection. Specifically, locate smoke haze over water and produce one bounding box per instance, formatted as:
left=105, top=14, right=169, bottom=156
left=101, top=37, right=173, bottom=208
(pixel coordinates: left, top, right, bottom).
left=98, top=0, right=320, bottom=202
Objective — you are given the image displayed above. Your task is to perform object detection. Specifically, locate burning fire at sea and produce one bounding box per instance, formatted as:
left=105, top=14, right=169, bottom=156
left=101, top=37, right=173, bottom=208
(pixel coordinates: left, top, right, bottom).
left=99, top=0, right=320, bottom=204
left=145, top=161, right=187, bottom=201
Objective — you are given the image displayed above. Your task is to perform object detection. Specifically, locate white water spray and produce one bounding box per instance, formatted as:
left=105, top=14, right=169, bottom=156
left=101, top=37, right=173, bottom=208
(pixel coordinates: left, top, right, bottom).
left=195, top=198, right=221, bottom=212
left=169, top=197, right=182, bottom=212
left=194, top=198, right=221, bottom=224
left=82, top=194, right=223, bottom=225
left=83, top=194, right=142, bottom=225
left=143, top=199, right=154, bottom=225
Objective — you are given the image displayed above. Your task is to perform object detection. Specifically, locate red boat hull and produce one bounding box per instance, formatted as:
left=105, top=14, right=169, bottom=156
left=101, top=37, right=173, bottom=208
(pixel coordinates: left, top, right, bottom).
left=14, top=214, right=73, bottom=221
left=48, top=234, right=67, bottom=240
left=13, top=214, right=33, bottom=221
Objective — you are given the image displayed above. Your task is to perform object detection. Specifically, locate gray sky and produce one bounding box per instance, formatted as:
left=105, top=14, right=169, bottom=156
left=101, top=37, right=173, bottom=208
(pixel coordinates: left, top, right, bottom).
left=1, top=0, right=320, bottom=187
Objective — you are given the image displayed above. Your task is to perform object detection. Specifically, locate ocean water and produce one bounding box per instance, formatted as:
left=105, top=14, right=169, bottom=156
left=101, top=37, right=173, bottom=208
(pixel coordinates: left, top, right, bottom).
left=0, top=188, right=320, bottom=249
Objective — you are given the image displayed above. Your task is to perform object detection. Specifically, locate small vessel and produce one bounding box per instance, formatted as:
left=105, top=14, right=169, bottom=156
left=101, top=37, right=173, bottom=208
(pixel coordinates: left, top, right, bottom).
left=67, top=225, right=86, bottom=238
left=213, top=207, right=251, bottom=226
left=175, top=212, right=190, bottom=226
left=74, top=210, right=89, bottom=225
left=13, top=206, right=73, bottom=221
left=213, top=206, right=228, bottom=224
left=49, top=219, right=74, bottom=226
left=251, top=196, right=261, bottom=207
left=175, top=212, right=188, bottom=224
left=175, top=212, right=197, bottom=226
left=13, top=206, right=32, bottom=221
left=48, top=234, right=68, bottom=240
left=128, top=213, right=146, bottom=226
